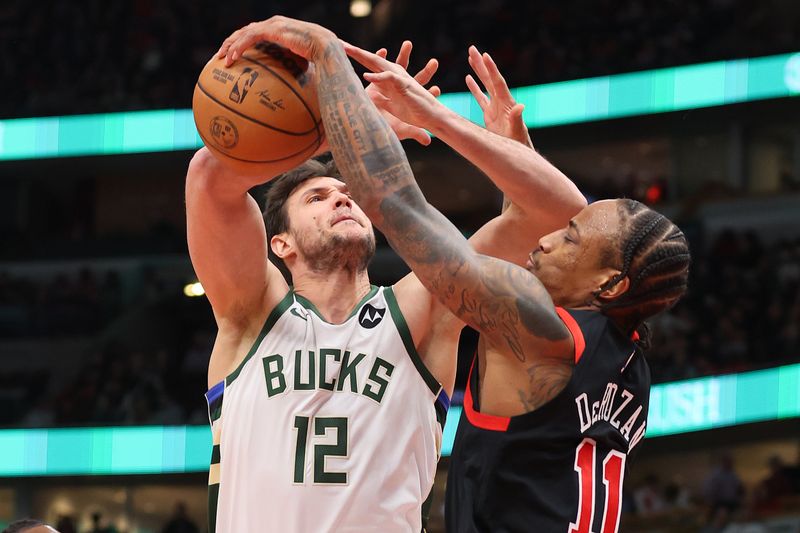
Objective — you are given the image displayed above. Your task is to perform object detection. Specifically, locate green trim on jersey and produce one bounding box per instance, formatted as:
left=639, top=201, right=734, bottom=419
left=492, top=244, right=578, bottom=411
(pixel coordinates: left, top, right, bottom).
left=209, top=403, right=222, bottom=423
left=225, top=290, right=294, bottom=387
left=384, top=286, right=442, bottom=397
left=293, top=285, right=380, bottom=323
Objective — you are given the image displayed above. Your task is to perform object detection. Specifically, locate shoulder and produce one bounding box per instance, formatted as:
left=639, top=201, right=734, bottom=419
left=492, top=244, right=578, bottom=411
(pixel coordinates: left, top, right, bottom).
left=389, top=274, right=461, bottom=395
left=390, top=272, right=436, bottom=334
left=221, top=260, right=289, bottom=329
left=557, top=308, right=617, bottom=342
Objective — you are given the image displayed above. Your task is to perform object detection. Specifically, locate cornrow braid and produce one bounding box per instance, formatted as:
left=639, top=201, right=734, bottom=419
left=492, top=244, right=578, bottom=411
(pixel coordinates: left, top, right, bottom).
left=600, top=199, right=691, bottom=347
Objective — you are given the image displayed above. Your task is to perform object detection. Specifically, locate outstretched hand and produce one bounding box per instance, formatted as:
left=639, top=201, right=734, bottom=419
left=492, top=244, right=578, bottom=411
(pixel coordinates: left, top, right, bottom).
left=344, top=41, right=442, bottom=143
left=365, top=41, right=441, bottom=146
left=466, top=45, right=533, bottom=148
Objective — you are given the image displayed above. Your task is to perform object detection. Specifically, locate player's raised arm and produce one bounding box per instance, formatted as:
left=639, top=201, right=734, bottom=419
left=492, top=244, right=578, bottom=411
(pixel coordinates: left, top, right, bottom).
left=344, top=43, right=586, bottom=264
left=185, top=148, right=289, bottom=327
left=222, top=17, right=573, bottom=367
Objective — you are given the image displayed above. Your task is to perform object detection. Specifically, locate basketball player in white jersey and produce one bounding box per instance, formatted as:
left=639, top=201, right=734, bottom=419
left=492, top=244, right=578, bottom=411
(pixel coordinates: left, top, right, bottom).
left=191, top=20, right=585, bottom=533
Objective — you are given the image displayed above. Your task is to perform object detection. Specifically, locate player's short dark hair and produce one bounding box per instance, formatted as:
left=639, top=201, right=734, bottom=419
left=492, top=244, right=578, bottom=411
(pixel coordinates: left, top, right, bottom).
left=2, top=519, right=45, bottom=533
left=599, top=199, right=691, bottom=346
left=263, top=156, right=342, bottom=239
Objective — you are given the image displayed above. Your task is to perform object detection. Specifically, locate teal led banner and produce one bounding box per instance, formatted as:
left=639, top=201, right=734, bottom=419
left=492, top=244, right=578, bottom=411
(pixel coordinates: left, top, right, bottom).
left=442, top=51, right=800, bottom=129
left=1, top=52, right=799, bottom=161
left=0, top=109, right=202, bottom=161
left=0, top=425, right=211, bottom=477
left=0, top=364, right=798, bottom=476
left=647, top=362, right=800, bottom=437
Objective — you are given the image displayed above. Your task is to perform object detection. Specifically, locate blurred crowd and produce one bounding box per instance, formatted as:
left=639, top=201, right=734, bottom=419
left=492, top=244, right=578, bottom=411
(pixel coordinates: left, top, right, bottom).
left=624, top=452, right=800, bottom=531
left=0, top=269, right=123, bottom=338
left=1, top=0, right=798, bottom=118
left=19, top=335, right=210, bottom=428
left=648, top=231, right=800, bottom=383
left=12, top=502, right=200, bottom=533
left=0, top=266, right=172, bottom=338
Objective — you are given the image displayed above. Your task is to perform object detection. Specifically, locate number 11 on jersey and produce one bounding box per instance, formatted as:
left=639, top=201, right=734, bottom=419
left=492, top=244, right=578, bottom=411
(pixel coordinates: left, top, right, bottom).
left=569, top=438, right=626, bottom=533
left=293, top=415, right=349, bottom=484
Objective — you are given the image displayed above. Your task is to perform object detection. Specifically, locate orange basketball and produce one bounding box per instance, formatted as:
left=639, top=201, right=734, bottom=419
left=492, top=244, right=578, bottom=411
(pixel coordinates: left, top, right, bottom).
left=192, top=41, right=324, bottom=175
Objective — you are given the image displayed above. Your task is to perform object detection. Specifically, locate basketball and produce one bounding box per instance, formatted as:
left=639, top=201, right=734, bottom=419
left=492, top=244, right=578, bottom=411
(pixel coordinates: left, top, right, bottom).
left=192, top=41, right=324, bottom=175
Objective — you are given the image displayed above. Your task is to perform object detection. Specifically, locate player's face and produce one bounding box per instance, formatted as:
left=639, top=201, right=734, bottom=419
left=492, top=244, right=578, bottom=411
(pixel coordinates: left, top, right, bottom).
left=527, top=200, right=623, bottom=308
left=285, top=176, right=376, bottom=272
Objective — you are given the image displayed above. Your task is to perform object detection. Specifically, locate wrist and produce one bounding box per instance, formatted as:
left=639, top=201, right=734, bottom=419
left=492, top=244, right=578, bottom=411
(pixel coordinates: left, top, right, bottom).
left=311, top=33, right=341, bottom=61
left=426, top=105, right=462, bottom=139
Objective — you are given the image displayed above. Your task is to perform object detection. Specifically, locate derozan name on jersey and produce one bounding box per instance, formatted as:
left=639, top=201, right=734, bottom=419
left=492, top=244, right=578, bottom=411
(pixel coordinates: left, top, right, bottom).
left=575, top=382, right=647, bottom=452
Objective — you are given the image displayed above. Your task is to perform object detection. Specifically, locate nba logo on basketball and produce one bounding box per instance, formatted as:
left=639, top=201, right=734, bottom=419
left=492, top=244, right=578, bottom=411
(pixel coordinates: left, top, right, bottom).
left=229, top=68, right=259, bottom=104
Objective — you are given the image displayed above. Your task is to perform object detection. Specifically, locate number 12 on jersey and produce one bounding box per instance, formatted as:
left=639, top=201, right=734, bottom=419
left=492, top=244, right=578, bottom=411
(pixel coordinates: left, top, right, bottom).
left=569, top=438, right=626, bottom=533
left=293, top=415, right=349, bottom=484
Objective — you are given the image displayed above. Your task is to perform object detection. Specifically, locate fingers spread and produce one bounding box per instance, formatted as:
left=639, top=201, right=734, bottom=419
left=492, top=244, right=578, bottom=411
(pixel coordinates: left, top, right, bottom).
left=395, top=40, right=413, bottom=69
left=465, top=74, right=490, bottom=110
left=343, top=42, right=394, bottom=72
left=468, top=46, right=493, bottom=93
left=413, top=58, right=439, bottom=86
left=483, top=52, right=511, bottom=100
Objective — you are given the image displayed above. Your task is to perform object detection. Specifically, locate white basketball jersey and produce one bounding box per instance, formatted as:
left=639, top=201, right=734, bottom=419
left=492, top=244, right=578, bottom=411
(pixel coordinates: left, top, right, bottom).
left=205, top=286, right=448, bottom=533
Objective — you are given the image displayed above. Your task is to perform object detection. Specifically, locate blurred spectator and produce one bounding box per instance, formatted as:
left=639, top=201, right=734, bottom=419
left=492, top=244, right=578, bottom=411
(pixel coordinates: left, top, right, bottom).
left=753, top=455, right=793, bottom=513
left=703, top=454, right=745, bottom=530
left=663, top=477, right=693, bottom=511
left=633, top=473, right=667, bottom=516
left=54, top=516, right=76, bottom=533
left=161, top=502, right=198, bottom=533
left=787, top=448, right=800, bottom=494
left=86, top=512, right=116, bottom=533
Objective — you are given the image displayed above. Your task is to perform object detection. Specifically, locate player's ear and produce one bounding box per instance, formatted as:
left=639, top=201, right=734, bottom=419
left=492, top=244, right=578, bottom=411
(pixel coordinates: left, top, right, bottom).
left=598, top=273, right=630, bottom=300
left=270, top=233, right=294, bottom=260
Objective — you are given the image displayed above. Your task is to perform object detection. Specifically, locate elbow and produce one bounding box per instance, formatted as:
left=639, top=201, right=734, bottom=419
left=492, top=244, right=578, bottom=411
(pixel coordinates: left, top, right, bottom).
left=560, top=182, right=588, bottom=216
left=185, top=148, right=242, bottom=200
left=186, top=148, right=217, bottom=192
left=571, top=189, right=589, bottom=214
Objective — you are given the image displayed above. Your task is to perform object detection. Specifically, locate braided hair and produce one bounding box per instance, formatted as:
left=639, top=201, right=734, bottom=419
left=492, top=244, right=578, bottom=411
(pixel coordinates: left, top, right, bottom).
left=598, top=199, right=691, bottom=349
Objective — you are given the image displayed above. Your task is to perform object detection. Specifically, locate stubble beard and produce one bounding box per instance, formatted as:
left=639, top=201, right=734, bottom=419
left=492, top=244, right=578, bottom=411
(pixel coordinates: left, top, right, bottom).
left=296, top=229, right=376, bottom=275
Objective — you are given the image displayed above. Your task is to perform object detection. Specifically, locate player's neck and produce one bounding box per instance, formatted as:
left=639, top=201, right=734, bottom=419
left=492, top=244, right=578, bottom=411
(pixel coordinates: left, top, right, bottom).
left=292, top=267, right=372, bottom=324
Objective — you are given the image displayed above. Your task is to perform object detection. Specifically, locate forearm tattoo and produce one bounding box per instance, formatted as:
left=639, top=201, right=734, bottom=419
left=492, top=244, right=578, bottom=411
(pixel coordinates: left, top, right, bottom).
left=308, top=35, right=571, bottom=402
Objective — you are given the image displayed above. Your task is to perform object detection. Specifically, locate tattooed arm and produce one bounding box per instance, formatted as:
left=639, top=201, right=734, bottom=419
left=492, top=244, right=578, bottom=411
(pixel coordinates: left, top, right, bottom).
left=221, top=18, right=574, bottom=386
left=344, top=42, right=585, bottom=266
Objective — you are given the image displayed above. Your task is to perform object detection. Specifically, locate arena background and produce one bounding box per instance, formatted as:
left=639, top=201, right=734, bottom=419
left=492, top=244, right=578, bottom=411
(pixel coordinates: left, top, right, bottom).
left=1, top=0, right=800, bottom=531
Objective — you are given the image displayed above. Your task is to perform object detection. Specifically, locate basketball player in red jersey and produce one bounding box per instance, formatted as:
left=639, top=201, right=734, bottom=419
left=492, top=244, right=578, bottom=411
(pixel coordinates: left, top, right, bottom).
left=220, top=17, right=691, bottom=533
